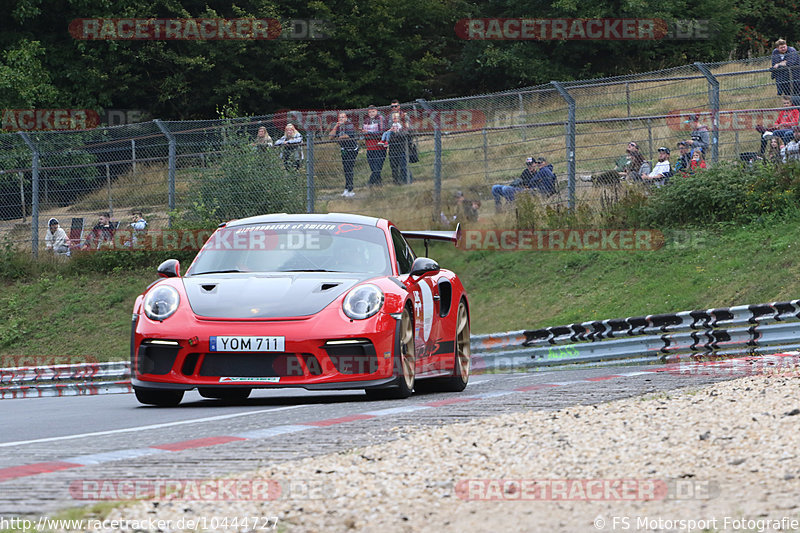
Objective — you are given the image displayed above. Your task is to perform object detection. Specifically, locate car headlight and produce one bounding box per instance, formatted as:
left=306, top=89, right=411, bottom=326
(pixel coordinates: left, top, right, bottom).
left=143, top=285, right=180, bottom=321
left=343, top=283, right=384, bottom=320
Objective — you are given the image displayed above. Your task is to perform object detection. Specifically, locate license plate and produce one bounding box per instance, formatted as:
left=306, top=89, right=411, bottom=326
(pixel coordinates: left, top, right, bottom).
left=209, top=336, right=285, bottom=352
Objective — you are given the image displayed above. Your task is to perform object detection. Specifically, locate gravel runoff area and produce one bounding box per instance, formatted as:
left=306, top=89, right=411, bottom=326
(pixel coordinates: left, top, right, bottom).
left=98, top=370, right=800, bottom=533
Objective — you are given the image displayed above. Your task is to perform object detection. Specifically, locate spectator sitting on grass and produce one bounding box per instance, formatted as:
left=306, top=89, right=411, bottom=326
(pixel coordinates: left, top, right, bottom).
left=643, top=147, right=673, bottom=187
left=583, top=142, right=633, bottom=185
left=756, top=96, right=799, bottom=152
left=689, top=149, right=706, bottom=174
left=124, top=210, right=148, bottom=247
left=674, top=141, right=691, bottom=176
left=785, top=127, right=800, bottom=161
left=491, top=156, right=556, bottom=211
left=765, top=135, right=786, bottom=165
left=684, top=114, right=709, bottom=155
left=84, top=212, right=115, bottom=249
left=45, top=218, right=70, bottom=256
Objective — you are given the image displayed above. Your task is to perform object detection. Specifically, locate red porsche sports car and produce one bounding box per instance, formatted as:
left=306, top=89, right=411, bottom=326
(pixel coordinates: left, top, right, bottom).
left=131, top=213, right=470, bottom=406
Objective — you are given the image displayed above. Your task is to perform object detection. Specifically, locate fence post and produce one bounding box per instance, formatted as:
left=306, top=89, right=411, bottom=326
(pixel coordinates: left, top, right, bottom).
left=306, top=131, right=315, bottom=213
left=18, top=171, right=26, bottom=223
left=106, top=164, right=113, bottom=217
left=417, top=99, right=442, bottom=222
left=626, top=82, right=631, bottom=117
left=694, top=62, right=720, bottom=164
left=733, top=112, right=739, bottom=155
left=518, top=92, right=526, bottom=141
left=647, top=119, right=653, bottom=160
left=131, top=138, right=137, bottom=174
left=18, top=132, right=39, bottom=257
left=154, top=119, right=176, bottom=225
left=551, top=82, right=575, bottom=210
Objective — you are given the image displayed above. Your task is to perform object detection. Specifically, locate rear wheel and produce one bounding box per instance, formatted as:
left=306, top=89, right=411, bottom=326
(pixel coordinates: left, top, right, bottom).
left=366, top=307, right=415, bottom=400
left=198, top=388, right=252, bottom=401
left=134, top=387, right=184, bottom=407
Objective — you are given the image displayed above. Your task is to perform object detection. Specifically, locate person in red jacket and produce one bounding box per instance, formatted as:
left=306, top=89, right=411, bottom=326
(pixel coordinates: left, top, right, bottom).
left=689, top=149, right=707, bottom=174
left=757, top=96, right=799, bottom=152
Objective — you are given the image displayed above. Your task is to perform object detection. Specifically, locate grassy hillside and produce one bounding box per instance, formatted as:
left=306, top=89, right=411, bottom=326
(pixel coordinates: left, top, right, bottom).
left=1, top=217, right=798, bottom=363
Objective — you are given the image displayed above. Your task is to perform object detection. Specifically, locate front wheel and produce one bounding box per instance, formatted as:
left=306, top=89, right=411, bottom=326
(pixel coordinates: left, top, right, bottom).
left=134, top=387, right=184, bottom=407
left=366, top=306, right=415, bottom=400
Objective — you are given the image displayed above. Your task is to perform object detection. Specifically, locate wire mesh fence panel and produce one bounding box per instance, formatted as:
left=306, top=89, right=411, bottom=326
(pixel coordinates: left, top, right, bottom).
left=3, top=55, right=799, bottom=253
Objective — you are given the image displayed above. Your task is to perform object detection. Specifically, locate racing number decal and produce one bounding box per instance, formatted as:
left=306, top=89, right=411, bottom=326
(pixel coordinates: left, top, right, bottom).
left=419, top=281, right=434, bottom=341
left=413, top=281, right=434, bottom=343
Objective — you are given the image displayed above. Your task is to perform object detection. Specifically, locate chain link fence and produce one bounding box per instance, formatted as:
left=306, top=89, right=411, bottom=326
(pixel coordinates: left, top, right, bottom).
left=1, top=55, right=793, bottom=255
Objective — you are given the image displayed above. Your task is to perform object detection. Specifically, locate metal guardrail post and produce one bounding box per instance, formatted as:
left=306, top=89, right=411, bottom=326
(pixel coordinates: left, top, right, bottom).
left=694, top=62, right=720, bottom=164
left=18, top=132, right=39, bottom=257
left=154, top=119, right=176, bottom=224
left=417, top=99, right=442, bottom=221
left=306, top=131, right=315, bottom=213
left=550, top=82, right=575, bottom=210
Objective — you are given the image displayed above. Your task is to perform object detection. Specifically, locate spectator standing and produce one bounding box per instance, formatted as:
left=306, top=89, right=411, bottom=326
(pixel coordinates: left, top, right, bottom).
left=329, top=112, right=359, bottom=197
left=785, top=127, right=800, bottom=161
left=674, top=141, right=691, bottom=176
left=390, top=100, right=411, bottom=129
left=250, top=126, right=273, bottom=150
left=385, top=117, right=413, bottom=185
left=771, top=39, right=800, bottom=98
left=274, top=123, right=303, bottom=171
left=644, top=147, right=673, bottom=187
left=45, top=218, right=70, bottom=256
left=685, top=114, right=710, bottom=155
left=362, top=105, right=387, bottom=186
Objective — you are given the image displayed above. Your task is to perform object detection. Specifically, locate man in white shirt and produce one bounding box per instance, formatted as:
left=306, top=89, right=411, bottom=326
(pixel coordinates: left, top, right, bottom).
left=645, top=147, right=674, bottom=187
left=785, top=127, right=800, bottom=161
left=45, top=218, right=70, bottom=256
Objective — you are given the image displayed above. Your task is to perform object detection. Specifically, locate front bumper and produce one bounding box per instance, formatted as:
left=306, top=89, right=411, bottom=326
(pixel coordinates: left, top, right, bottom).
left=131, top=310, right=400, bottom=391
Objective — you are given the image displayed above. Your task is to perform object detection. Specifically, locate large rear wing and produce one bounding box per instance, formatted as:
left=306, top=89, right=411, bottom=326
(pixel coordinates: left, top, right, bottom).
left=401, top=224, right=461, bottom=255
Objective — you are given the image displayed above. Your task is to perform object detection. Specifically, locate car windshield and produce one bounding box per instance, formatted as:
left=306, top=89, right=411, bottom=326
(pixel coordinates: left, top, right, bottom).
left=187, top=222, right=391, bottom=275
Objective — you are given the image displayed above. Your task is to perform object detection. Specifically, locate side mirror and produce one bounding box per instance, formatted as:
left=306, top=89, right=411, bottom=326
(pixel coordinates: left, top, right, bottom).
left=410, top=257, right=440, bottom=278
left=157, top=259, right=180, bottom=278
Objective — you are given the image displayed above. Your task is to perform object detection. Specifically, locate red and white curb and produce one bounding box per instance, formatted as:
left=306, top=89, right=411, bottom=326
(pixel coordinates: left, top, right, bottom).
left=1, top=353, right=797, bottom=484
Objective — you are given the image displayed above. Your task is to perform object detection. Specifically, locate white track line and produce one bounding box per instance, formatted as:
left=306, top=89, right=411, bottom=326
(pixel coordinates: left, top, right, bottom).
left=0, top=404, right=305, bottom=448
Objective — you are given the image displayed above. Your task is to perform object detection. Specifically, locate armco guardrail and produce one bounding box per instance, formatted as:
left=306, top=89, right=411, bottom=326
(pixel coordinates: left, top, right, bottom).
left=0, top=362, right=131, bottom=399
left=3, top=299, right=800, bottom=398
left=471, top=299, right=800, bottom=372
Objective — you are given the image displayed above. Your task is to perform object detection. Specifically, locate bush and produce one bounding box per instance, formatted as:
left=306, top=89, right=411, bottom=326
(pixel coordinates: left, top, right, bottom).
left=639, top=161, right=800, bottom=227
left=189, top=132, right=305, bottom=224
